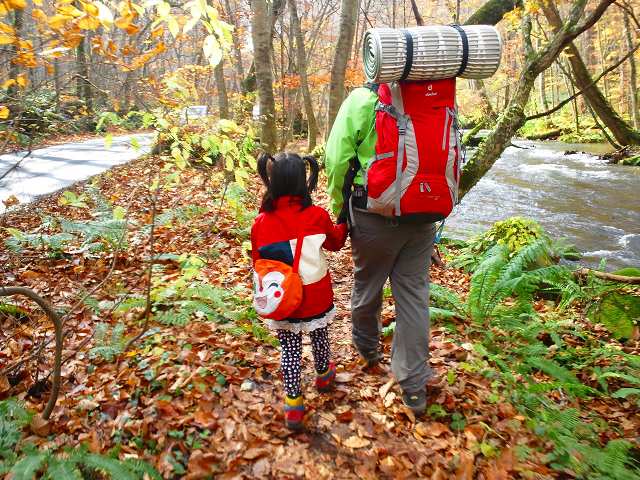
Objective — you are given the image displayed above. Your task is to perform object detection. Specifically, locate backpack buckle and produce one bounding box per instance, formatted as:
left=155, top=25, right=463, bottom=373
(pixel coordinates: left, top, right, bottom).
left=397, top=115, right=408, bottom=136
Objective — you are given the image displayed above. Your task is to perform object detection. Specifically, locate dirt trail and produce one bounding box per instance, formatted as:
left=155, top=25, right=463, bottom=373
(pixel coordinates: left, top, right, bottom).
left=0, top=156, right=540, bottom=479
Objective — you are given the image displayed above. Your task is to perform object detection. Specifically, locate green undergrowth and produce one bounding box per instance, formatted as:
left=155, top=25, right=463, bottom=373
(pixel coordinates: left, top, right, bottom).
left=0, top=399, right=160, bottom=479
left=518, top=116, right=606, bottom=143
left=427, top=218, right=640, bottom=478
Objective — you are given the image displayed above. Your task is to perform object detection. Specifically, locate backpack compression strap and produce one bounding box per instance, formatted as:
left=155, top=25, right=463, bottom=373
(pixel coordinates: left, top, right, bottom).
left=400, top=30, right=414, bottom=81
left=451, top=25, right=469, bottom=77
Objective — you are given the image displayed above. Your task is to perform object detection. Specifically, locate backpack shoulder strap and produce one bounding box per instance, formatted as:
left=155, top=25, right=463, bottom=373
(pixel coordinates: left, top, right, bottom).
left=364, top=82, right=380, bottom=96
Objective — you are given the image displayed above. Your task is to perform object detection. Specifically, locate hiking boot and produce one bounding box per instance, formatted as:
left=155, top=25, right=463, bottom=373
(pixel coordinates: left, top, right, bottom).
left=315, top=362, right=336, bottom=393
left=401, top=389, right=427, bottom=416
left=284, top=395, right=305, bottom=431
left=358, top=349, right=381, bottom=369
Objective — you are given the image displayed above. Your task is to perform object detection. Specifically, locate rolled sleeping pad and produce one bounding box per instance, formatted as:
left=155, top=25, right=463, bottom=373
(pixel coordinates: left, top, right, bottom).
left=362, top=25, right=502, bottom=83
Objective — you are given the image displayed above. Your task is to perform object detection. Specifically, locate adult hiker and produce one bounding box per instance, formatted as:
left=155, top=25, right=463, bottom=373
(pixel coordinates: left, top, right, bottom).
left=325, top=79, right=463, bottom=415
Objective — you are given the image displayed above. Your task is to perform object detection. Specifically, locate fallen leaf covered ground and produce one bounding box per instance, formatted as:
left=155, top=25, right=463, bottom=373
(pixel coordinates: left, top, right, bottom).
left=1, top=155, right=638, bottom=479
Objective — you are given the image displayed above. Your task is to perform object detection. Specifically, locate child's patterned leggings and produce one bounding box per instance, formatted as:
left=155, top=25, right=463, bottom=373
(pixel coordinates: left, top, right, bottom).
left=277, top=327, right=331, bottom=398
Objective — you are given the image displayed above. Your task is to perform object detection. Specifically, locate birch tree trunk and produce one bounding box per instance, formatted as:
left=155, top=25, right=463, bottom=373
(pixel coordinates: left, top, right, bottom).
left=250, top=0, right=278, bottom=152
left=288, top=0, right=318, bottom=151
left=327, top=0, right=359, bottom=133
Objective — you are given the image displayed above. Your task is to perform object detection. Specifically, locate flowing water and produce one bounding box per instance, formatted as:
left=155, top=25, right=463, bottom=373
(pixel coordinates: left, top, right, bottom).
left=446, top=140, right=640, bottom=270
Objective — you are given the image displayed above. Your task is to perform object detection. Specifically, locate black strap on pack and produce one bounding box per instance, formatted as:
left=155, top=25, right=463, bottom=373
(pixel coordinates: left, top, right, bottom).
left=400, top=29, right=414, bottom=81
left=336, top=83, right=380, bottom=224
left=451, top=24, right=469, bottom=77
left=337, top=156, right=361, bottom=225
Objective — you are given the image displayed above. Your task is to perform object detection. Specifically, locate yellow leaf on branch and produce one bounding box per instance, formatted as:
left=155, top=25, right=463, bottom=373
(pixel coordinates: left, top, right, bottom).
left=16, top=73, right=27, bottom=88
left=6, top=0, right=26, bottom=9
left=0, top=22, right=14, bottom=34
left=0, top=106, right=10, bottom=120
left=48, top=15, right=71, bottom=30
left=1, top=79, right=16, bottom=89
left=151, top=25, right=164, bottom=38
left=58, top=5, right=83, bottom=17
left=81, top=1, right=99, bottom=16
left=114, top=13, right=134, bottom=30
left=78, top=14, right=101, bottom=30
left=31, top=8, right=47, bottom=23
left=0, top=33, right=14, bottom=45
left=125, top=23, right=140, bottom=35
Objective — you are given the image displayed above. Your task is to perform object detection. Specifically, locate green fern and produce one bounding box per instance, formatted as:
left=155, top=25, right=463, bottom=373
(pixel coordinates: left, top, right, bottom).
left=9, top=451, right=48, bottom=480
left=148, top=205, right=208, bottom=232
left=89, top=323, right=127, bottom=362
left=468, top=244, right=510, bottom=323
left=44, top=458, right=83, bottom=480
left=60, top=218, right=127, bottom=250
left=122, top=458, right=163, bottom=480
left=429, top=284, right=466, bottom=316
left=80, top=453, right=138, bottom=480
left=85, top=185, right=116, bottom=220
left=0, top=418, right=22, bottom=452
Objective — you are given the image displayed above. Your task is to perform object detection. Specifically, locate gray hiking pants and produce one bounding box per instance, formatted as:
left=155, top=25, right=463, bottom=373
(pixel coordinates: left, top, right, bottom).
left=350, top=209, right=436, bottom=393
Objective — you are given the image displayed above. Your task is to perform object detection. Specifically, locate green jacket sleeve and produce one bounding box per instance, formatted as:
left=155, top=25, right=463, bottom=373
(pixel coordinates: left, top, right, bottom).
left=325, top=87, right=377, bottom=217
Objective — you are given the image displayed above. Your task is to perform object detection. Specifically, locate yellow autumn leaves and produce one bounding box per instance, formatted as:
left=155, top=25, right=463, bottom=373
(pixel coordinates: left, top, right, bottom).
left=40, top=1, right=114, bottom=32
left=1, top=74, right=28, bottom=89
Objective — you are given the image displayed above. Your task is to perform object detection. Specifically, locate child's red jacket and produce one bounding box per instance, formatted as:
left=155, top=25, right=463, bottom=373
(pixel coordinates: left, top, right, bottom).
left=251, top=196, right=348, bottom=320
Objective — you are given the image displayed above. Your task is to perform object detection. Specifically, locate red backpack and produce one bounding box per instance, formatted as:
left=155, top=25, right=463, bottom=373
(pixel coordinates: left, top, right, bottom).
left=349, top=79, right=462, bottom=223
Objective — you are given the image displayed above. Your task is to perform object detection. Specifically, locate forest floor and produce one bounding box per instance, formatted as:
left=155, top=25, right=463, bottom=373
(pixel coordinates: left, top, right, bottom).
left=1, top=154, right=638, bottom=479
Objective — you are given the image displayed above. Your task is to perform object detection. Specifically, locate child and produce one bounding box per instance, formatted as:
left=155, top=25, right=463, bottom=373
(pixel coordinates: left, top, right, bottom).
left=251, top=152, right=348, bottom=430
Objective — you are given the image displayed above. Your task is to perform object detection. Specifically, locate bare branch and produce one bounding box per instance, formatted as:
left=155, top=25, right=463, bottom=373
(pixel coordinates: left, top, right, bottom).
left=526, top=41, right=640, bottom=121
left=409, top=0, right=424, bottom=26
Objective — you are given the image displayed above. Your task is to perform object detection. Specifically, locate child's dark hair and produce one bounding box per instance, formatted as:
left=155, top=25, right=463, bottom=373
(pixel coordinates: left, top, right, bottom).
left=257, top=152, right=319, bottom=212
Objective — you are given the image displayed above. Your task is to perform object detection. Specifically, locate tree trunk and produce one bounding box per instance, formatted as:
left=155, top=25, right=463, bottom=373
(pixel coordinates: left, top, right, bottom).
left=250, top=0, right=278, bottom=152
left=53, top=59, right=61, bottom=113
left=288, top=0, right=318, bottom=151
left=214, top=59, right=230, bottom=119
left=74, top=1, right=92, bottom=111
left=463, top=0, right=521, bottom=25
left=543, top=2, right=640, bottom=145
left=597, top=23, right=610, bottom=99
left=624, top=10, right=639, bottom=129
left=536, top=35, right=549, bottom=111
left=327, top=0, right=359, bottom=133
left=76, top=36, right=93, bottom=111
left=8, top=8, right=23, bottom=98
left=223, top=0, right=246, bottom=93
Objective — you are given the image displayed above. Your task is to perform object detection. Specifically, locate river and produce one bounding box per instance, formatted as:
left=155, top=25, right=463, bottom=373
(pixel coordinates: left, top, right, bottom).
left=446, top=140, right=640, bottom=270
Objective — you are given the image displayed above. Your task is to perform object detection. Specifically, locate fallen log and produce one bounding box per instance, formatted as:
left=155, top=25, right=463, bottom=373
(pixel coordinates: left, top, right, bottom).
left=574, top=268, right=640, bottom=285
left=524, top=128, right=563, bottom=141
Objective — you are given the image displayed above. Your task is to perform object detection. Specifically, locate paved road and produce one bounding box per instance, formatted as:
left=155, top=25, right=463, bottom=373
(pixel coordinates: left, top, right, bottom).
left=0, top=133, right=154, bottom=214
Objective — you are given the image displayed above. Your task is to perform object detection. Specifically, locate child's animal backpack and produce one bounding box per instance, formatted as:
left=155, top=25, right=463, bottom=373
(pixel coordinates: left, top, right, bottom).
left=252, top=235, right=303, bottom=321
left=350, top=78, right=463, bottom=223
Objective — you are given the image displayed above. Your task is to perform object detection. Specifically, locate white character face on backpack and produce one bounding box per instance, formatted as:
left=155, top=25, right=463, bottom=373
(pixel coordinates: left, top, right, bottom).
left=253, top=270, right=286, bottom=315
